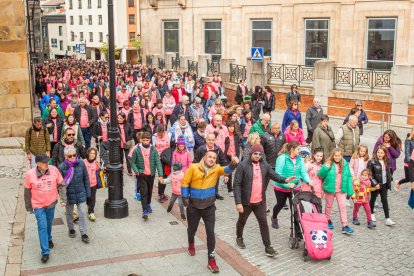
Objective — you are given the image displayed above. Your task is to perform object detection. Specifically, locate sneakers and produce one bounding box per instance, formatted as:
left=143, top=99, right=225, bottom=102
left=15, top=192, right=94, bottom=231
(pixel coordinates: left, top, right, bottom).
left=228, top=191, right=234, bottom=197
left=188, top=243, right=195, bottom=256
left=352, top=218, right=360, bottom=225
left=265, top=246, right=278, bottom=257
left=385, top=218, right=396, bottom=226
left=135, top=193, right=141, bottom=201
left=283, top=203, right=289, bottom=210
left=367, top=221, right=376, bottom=228
left=81, top=234, right=90, bottom=244
left=68, top=229, right=76, bottom=238
left=48, top=240, right=54, bottom=249
left=41, top=254, right=49, bottom=263
left=167, top=206, right=172, bottom=213
left=142, top=210, right=149, bottom=221
left=342, top=226, right=354, bottom=234
left=236, top=237, right=246, bottom=249
left=371, top=214, right=377, bottom=222
left=215, top=194, right=224, bottom=200
left=88, top=213, right=96, bottom=222
left=328, top=220, right=334, bottom=229
left=271, top=217, right=279, bottom=229
left=147, top=204, right=153, bottom=213
left=181, top=214, right=186, bottom=220
left=207, top=258, right=219, bottom=273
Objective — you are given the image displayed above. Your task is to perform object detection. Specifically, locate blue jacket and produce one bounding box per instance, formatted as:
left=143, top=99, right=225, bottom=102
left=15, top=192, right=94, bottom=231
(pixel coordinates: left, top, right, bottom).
left=39, top=94, right=60, bottom=111
left=58, top=160, right=91, bottom=205
left=282, top=109, right=302, bottom=132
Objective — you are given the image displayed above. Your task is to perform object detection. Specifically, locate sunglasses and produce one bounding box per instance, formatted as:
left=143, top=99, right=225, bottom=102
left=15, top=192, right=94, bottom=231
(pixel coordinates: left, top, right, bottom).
left=66, top=133, right=75, bottom=137
left=67, top=154, right=76, bottom=158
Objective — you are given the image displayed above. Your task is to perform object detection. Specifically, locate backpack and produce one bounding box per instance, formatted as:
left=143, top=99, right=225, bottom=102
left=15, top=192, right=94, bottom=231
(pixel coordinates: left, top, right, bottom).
left=29, top=127, right=47, bottom=138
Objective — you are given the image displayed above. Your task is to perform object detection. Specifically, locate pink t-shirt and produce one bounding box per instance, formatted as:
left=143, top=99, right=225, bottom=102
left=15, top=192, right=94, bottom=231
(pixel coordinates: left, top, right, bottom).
left=154, top=134, right=170, bottom=155
left=52, top=118, right=58, bottom=142
left=205, top=124, right=228, bottom=152
left=116, top=91, right=131, bottom=105
left=170, top=171, right=184, bottom=195
left=243, top=121, right=252, bottom=138
left=24, top=166, right=63, bottom=209
left=227, top=134, right=236, bottom=157
left=250, top=162, right=263, bottom=204
left=84, top=160, right=98, bottom=187
left=80, top=107, right=89, bottom=128
left=119, top=125, right=125, bottom=148
left=133, top=111, right=143, bottom=130
left=141, top=145, right=151, bottom=176
left=101, top=124, right=108, bottom=141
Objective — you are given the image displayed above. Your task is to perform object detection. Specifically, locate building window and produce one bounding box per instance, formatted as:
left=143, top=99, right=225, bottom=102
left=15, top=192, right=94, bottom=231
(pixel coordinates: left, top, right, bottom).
left=80, top=32, right=84, bottom=42
left=128, top=0, right=134, bottom=7
left=129, top=32, right=136, bottom=42
left=204, top=21, right=222, bottom=62
left=87, top=0, right=91, bottom=9
left=69, top=0, right=73, bottom=9
left=79, top=15, right=83, bottom=25
left=99, top=32, right=103, bottom=42
left=78, top=0, right=82, bottom=9
left=71, top=31, right=74, bottom=41
left=51, top=38, right=57, bottom=48
left=88, top=15, right=92, bottom=25
left=164, top=21, right=179, bottom=53
left=98, top=15, right=102, bottom=25
left=70, top=16, right=74, bottom=25
left=89, top=32, right=93, bottom=42
left=58, top=26, right=63, bottom=36
left=252, top=20, right=272, bottom=57
left=304, top=19, right=329, bottom=66
left=366, top=18, right=396, bottom=70
left=129, top=15, right=135, bottom=24
left=98, top=0, right=102, bottom=8
left=59, top=40, right=64, bottom=51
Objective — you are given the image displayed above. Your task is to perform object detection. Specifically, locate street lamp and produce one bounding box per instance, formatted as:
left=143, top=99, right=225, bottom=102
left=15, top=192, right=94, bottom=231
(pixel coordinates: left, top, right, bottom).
left=104, top=0, right=129, bottom=219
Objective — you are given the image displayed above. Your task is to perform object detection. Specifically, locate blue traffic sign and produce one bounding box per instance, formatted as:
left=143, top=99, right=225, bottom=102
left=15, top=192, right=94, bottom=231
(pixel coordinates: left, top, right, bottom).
left=75, top=44, right=80, bottom=53
left=251, top=47, right=264, bottom=62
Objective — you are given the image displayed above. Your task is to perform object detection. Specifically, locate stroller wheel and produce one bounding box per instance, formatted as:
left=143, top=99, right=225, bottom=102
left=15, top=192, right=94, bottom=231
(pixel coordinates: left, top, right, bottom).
left=327, top=257, right=331, bottom=261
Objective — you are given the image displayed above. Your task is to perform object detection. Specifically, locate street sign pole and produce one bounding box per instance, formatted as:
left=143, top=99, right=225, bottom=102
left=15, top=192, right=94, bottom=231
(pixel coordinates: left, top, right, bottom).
left=251, top=47, right=264, bottom=88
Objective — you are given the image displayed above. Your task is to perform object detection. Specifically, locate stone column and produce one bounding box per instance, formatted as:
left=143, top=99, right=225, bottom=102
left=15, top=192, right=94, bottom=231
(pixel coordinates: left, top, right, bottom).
left=165, top=52, right=176, bottom=70
left=180, top=55, right=192, bottom=72
left=314, top=60, right=335, bottom=112
left=390, top=65, right=414, bottom=125
left=246, top=57, right=270, bottom=88
left=198, top=54, right=212, bottom=77
left=219, top=58, right=236, bottom=83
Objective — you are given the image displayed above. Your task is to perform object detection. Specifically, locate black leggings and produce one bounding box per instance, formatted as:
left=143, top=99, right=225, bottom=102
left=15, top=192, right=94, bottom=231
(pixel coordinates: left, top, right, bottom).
left=370, top=185, right=390, bottom=219
left=398, top=166, right=410, bottom=185
left=272, top=190, right=293, bottom=219
left=87, top=186, right=97, bottom=214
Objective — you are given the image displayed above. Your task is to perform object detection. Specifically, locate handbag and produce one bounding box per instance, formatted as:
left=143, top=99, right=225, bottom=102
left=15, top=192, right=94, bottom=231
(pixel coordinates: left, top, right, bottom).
left=408, top=190, right=414, bottom=209
left=96, top=165, right=107, bottom=189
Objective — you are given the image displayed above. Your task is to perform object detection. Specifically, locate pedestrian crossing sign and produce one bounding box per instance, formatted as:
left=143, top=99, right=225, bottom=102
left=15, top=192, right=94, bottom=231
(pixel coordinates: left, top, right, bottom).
left=251, top=47, right=264, bottom=62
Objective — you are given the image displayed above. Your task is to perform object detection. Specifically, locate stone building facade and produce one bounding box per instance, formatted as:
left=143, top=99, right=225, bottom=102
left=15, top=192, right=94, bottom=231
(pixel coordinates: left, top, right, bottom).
left=0, top=0, right=32, bottom=137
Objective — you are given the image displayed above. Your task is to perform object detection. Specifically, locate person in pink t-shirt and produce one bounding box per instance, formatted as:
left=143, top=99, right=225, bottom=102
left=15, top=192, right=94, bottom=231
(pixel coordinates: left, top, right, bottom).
left=84, top=148, right=100, bottom=222
left=233, top=144, right=295, bottom=257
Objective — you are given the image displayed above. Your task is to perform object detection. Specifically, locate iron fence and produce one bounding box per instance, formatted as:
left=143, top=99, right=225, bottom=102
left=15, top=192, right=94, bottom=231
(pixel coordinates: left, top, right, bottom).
left=267, top=64, right=314, bottom=87
left=172, top=57, right=180, bottom=70
left=187, top=60, right=198, bottom=76
left=145, top=55, right=153, bottom=67
left=230, top=63, right=247, bottom=83
left=334, top=67, right=391, bottom=93
left=158, top=58, right=165, bottom=69
left=207, top=59, right=220, bottom=76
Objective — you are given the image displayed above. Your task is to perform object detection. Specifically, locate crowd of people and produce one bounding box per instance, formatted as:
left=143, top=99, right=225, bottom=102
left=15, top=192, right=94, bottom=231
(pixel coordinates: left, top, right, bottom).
left=24, top=59, right=414, bottom=272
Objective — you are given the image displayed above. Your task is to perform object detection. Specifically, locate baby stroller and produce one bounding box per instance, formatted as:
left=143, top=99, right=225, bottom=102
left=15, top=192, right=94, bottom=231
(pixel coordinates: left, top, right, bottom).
left=289, top=188, right=334, bottom=261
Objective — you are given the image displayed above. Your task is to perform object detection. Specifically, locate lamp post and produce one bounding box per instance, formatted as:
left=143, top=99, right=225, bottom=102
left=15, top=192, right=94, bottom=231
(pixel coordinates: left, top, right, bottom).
left=104, top=0, right=129, bottom=219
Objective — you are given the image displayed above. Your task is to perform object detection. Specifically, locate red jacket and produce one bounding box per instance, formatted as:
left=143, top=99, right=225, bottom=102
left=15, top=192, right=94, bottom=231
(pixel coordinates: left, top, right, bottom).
left=203, top=85, right=215, bottom=100
left=171, top=86, right=186, bottom=104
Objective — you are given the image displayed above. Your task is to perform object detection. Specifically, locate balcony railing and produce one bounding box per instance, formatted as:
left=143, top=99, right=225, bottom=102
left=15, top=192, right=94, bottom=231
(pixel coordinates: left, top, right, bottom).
left=146, top=55, right=153, bottom=67
left=230, top=64, right=247, bottom=83
left=158, top=58, right=165, bottom=69
left=172, top=57, right=180, bottom=70
left=207, top=59, right=220, bottom=76
left=267, top=64, right=314, bottom=87
left=334, top=67, right=391, bottom=93
left=187, top=60, right=198, bottom=76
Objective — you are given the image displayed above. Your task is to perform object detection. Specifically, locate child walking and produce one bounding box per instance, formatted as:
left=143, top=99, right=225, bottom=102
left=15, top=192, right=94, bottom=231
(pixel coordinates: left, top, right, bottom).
left=172, top=136, right=193, bottom=173
left=349, top=145, right=369, bottom=180
left=367, top=145, right=395, bottom=226
left=302, top=148, right=324, bottom=199
left=84, top=148, right=99, bottom=222
left=318, top=148, right=354, bottom=234
left=351, top=168, right=376, bottom=228
left=166, top=163, right=186, bottom=220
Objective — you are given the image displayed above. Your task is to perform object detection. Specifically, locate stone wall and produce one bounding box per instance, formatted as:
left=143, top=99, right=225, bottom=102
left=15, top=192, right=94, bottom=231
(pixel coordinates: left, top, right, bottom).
left=0, top=0, right=32, bottom=137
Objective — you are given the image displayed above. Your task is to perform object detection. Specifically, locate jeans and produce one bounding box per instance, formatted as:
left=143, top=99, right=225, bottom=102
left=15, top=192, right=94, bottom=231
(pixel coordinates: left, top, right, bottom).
left=370, top=185, right=390, bottom=219
left=236, top=202, right=270, bottom=247
left=187, top=205, right=216, bottom=258
left=66, top=202, right=88, bottom=235
left=34, top=207, right=55, bottom=255
left=81, top=127, right=92, bottom=149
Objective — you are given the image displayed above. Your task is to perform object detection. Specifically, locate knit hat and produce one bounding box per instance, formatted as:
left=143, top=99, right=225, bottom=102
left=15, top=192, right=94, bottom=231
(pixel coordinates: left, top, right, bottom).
left=177, top=135, right=186, bottom=146
left=250, top=144, right=264, bottom=155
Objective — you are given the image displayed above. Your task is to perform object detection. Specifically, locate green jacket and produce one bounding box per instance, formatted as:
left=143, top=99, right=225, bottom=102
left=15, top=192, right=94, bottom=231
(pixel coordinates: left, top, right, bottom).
left=317, top=159, right=354, bottom=196
left=131, top=145, right=163, bottom=176
left=41, top=105, right=65, bottom=120
left=249, top=120, right=270, bottom=136
left=274, top=153, right=310, bottom=191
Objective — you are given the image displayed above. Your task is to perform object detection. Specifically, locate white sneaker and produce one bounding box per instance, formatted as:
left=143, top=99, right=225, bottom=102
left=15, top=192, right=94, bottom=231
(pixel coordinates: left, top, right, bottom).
left=385, top=218, right=396, bottom=226
left=228, top=191, right=234, bottom=197
left=371, top=214, right=376, bottom=222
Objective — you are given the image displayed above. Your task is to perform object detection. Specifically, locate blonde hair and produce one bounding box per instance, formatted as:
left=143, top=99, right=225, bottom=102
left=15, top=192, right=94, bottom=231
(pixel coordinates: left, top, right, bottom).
left=326, top=147, right=344, bottom=169
left=408, top=126, right=414, bottom=140
left=246, top=132, right=260, bottom=146
left=351, top=145, right=370, bottom=161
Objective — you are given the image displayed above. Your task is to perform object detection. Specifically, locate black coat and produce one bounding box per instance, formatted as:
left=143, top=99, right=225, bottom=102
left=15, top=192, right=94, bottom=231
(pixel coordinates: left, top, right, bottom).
left=262, top=91, right=275, bottom=111
left=193, top=131, right=206, bottom=153
left=43, top=117, right=64, bottom=143
left=74, top=105, right=97, bottom=130
left=193, top=144, right=227, bottom=166
left=142, top=123, right=158, bottom=136
left=224, top=135, right=241, bottom=159
left=233, top=158, right=286, bottom=206
left=260, top=131, right=286, bottom=168
left=119, top=123, right=134, bottom=144
left=367, top=159, right=392, bottom=189
left=127, top=109, right=145, bottom=130
left=52, top=141, right=86, bottom=167
left=170, top=103, right=194, bottom=126
left=235, top=84, right=248, bottom=104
